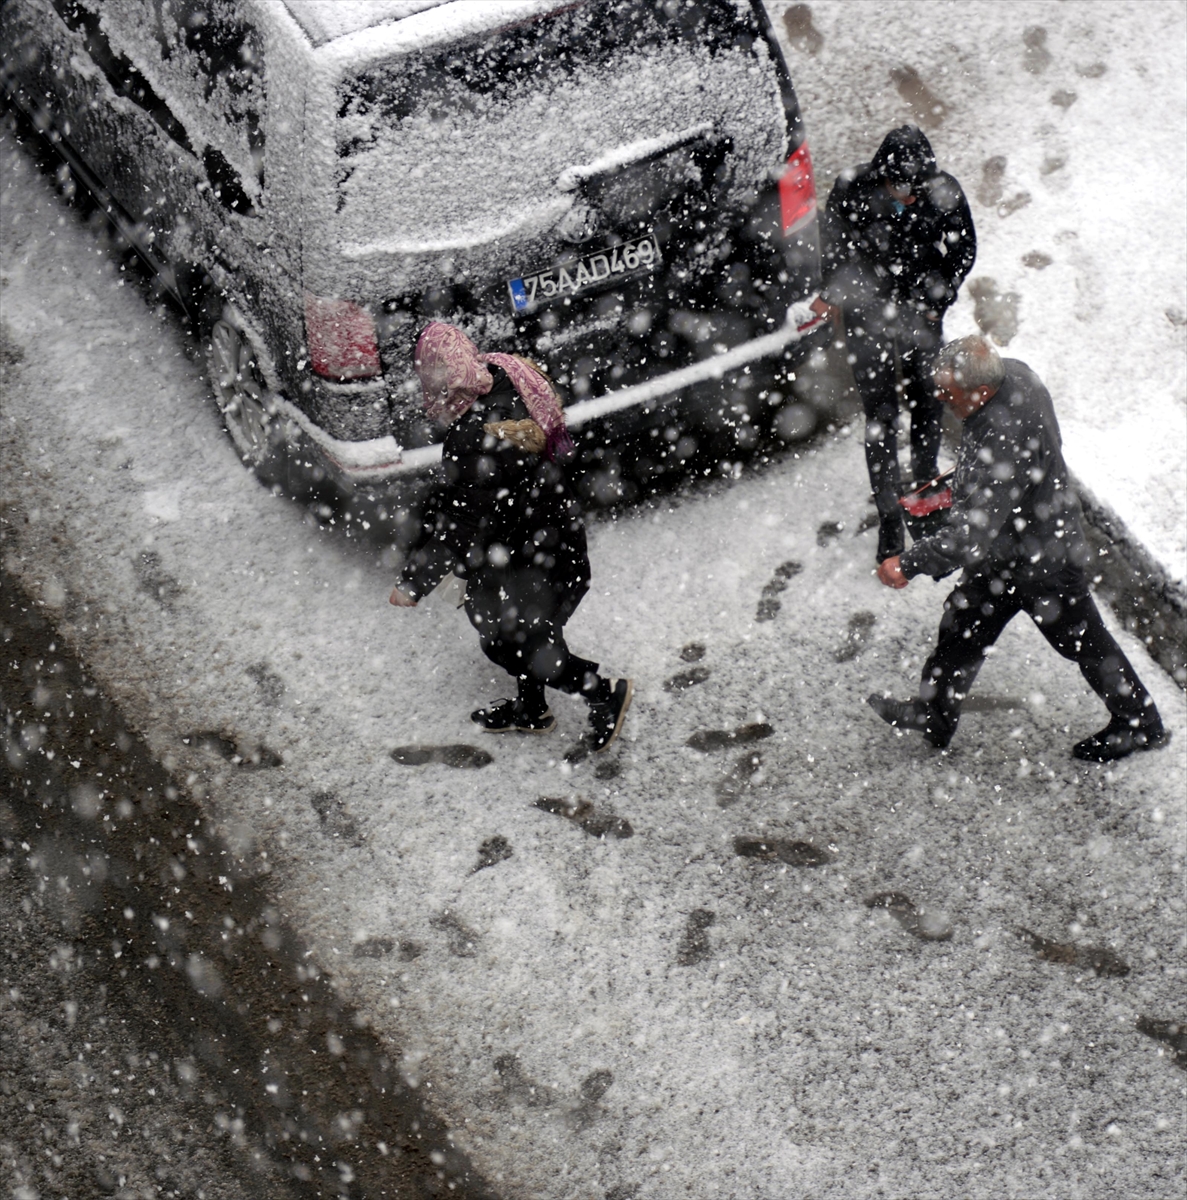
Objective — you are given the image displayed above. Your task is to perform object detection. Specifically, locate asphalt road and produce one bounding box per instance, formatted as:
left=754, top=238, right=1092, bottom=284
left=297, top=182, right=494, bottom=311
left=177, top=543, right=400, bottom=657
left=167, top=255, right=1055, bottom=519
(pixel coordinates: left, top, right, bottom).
left=1, top=569, right=494, bottom=1199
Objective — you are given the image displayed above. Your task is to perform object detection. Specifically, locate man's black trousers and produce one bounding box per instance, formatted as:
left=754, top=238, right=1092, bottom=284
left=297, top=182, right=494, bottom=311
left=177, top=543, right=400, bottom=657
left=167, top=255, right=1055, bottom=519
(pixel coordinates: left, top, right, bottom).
left=844, top=303, right=943, bottom=518
left=917, top=568, right=1156, bottom=743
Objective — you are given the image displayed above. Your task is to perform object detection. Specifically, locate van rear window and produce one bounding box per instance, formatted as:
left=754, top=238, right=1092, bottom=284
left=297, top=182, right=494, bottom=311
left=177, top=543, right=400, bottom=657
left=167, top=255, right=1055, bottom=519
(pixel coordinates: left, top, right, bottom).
left=327, top=0, right=782, bottom=252
left=336, top=1, right=748, bottom=132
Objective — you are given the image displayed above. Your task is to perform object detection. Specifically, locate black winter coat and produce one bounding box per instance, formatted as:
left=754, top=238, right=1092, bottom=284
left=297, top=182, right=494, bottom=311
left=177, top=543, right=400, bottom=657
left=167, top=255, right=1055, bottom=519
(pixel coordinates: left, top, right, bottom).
left=399, top=368, right=590, bottom=617
left=900, top=359, right=1090, bottom=585
left=820, top=126, right=976, bottom=317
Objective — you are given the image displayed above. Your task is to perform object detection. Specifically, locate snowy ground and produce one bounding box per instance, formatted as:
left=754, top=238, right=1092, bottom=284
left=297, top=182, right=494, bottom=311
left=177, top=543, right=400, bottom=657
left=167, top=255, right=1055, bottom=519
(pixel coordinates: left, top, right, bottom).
left=3, top=3, right=1187, bottom=1197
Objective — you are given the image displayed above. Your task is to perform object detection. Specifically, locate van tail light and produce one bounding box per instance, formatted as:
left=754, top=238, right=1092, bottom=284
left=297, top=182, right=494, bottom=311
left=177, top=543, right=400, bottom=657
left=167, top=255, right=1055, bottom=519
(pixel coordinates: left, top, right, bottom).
left=304, top=292, right=381, bottom=380
left=778, top=141, right=817, bottom=235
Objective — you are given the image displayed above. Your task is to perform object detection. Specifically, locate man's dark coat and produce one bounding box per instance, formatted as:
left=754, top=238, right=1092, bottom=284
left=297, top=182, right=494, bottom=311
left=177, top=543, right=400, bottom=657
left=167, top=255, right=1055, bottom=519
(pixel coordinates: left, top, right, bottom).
left=820, top=125, right=976, bottom=317
left=900, top=358, right=1091, bottom=585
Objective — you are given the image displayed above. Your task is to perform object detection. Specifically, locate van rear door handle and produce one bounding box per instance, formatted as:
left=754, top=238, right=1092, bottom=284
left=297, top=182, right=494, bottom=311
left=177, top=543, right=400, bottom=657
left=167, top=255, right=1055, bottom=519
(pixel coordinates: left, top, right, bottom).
left=556, top=122, right=716, bottom=192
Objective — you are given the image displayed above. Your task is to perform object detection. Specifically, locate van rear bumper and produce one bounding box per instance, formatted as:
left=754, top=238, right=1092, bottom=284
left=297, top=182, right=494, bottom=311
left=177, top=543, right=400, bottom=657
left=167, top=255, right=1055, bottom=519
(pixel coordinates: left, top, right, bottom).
left=304, top=299, right=829, bottom=485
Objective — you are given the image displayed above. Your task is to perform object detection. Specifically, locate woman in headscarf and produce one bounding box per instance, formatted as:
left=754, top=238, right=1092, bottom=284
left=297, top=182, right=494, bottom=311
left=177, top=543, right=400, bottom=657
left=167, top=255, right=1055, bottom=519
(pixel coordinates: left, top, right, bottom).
left=389, top=322, right=632, bottom=753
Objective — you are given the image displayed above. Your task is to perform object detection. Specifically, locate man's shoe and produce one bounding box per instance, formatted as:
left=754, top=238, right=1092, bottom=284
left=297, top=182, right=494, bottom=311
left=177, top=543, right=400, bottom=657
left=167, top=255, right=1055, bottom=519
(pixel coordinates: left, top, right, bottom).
left=910, top=465, right=942, bottom=492
left=876, top=513, right=905, bottom=563
left=866, top=693, right=950, bottom=749
left=471, top=699, right=556, bottom=734
left=588, top=679, right=633, bottom=753
left=1072, top=717, right=1170, bottom=763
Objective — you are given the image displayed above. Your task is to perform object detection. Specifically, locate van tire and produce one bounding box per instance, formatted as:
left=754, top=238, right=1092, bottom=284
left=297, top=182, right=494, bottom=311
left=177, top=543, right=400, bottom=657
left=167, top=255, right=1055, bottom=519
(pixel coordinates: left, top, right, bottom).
left=205, top=316, right=328, bottom=503
left=207, top=318, right=275, bottom=469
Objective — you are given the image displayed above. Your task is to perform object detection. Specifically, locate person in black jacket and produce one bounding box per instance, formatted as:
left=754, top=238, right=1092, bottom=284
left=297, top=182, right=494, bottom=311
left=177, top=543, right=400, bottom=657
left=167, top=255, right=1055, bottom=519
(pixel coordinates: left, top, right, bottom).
left=869, top=336, right=1168, bottom=763
left=811, top=125, right=976, bottom=562
left=388, top=322, right=632, bottom=753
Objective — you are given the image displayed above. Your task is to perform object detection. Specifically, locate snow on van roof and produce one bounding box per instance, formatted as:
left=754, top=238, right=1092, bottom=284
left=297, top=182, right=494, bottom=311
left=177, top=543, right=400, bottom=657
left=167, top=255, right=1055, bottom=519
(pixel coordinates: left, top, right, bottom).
left=283, top=2, right=446, bottom=45
left=283, top=0, right=567, bottom=48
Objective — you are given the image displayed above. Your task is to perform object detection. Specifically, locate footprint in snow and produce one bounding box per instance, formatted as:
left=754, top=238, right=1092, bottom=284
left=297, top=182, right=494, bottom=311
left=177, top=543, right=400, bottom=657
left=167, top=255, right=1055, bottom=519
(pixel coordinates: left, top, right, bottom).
left=493, top=1054, right=556, bottom=1109
left=756, top=559, right=802, bottom=622
left=593, top=757, right=622, bottom=780
left=687, top=722, right=773, bottom=752
left=1014, top=925, right=1129, bottom=977
left=664, top=666, right=710, bottom=692
left=679, top=642, right=706, bottom=663
left=245, top=661, right=285, bottom=707
left=816, top=521, right=845, bottom=548
left=569, top=1069, right=614, bottom=1131
left=183, top=730, right=283, bottom=769
left=866, top=892, right=952, bottom=941
left=1022, top=26, right=1052, bottom=75
left=889, top=64, right=949, bottom=129
left=183, top=730, right=237, bottom=759
left=1136, top=1018, right=1187, bottom=1069
left=431, top=911, right=481, bottom=958
left=390, top=743, right=493, bottom=768
left=733, top=836, right=831, bottom=867
left=675, top=909, right=716, bottom=967
left=834, top=611, right=876, bottom=663
left=716, top=750, right=764, bottom=808
left=969, top=277, right=1021, bottom=345
left=997, top=192, right=1032, bottom=218
left=781, top=4, right=823, bottom=56
left=471, top=835, right=512, bottom=874
left=310, top=790, right=361, bottom=843
left=977, top=155, right=1008, bottom=208
left=136, top=550, right=183, bottom=609
left=1050, top=89, right=1077, bottom=109
left=535, top=796, right=633, bottom=839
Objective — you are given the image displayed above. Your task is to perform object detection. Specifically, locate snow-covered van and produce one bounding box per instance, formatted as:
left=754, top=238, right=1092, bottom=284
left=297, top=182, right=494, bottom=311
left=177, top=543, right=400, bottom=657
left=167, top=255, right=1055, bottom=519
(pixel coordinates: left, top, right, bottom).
left=1, top=0, right=823, bottom=498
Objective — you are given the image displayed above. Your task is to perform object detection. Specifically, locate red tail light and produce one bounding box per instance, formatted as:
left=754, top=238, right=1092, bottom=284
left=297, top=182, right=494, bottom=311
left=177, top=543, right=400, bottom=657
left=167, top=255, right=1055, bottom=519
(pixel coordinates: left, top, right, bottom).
left=304, top=293, right=381, bottom=380
left=778, top=141, right=817, bottom=235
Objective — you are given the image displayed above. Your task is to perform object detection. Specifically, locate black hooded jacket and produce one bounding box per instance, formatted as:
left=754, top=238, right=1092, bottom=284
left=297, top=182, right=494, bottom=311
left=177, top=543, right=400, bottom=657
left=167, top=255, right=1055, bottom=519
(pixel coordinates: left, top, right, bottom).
left=820, top=126, right=976, bottom=316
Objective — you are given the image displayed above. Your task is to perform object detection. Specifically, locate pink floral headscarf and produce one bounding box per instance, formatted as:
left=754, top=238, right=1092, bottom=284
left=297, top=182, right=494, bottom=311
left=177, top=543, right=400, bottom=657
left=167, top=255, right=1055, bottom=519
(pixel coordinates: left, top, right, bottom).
left=414, top=322, right=575, bottom=461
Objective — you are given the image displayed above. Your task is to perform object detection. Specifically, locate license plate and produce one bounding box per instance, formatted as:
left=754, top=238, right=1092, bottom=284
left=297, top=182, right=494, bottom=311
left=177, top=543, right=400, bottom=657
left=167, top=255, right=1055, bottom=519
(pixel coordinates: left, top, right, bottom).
left=508, top=232, right=661, bottom=313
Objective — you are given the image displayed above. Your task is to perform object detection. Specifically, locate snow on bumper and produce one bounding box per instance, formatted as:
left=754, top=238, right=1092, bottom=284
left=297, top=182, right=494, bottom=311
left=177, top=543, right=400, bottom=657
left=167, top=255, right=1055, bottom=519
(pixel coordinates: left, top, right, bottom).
left=313, top=300, right=829, bottom=484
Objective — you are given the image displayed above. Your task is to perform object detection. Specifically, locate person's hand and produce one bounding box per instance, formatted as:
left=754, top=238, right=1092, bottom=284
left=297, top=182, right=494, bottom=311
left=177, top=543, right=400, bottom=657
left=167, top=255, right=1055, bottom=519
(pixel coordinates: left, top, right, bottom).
left=809, top=295, right=840, bottom=322
left=484, top=418, right=546, bottom=454
left=877, top=556, right=909, bottom=589
left=389, top=586, right=418, bottom=607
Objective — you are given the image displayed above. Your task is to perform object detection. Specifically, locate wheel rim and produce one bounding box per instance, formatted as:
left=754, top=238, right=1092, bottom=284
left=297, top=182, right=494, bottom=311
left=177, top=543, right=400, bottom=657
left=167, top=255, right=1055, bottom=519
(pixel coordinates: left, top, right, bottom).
left=209, top=319, right=271, bottom=463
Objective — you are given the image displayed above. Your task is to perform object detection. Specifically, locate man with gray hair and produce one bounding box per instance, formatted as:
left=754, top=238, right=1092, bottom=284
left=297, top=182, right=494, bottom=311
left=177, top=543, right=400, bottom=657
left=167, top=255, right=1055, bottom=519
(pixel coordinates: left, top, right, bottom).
left=868, top=336, right=1167, bottom=762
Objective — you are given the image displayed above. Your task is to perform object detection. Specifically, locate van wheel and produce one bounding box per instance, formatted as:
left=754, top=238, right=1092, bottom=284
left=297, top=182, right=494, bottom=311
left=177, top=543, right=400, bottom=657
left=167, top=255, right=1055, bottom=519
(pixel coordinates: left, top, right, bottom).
left=208, top=318, right=272, bottom=466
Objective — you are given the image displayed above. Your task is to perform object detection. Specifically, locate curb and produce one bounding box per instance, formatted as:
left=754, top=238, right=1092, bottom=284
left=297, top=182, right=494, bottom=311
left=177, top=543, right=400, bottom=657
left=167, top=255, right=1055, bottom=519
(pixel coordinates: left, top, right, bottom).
left=1073, top=475, right=1187, bottom=689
